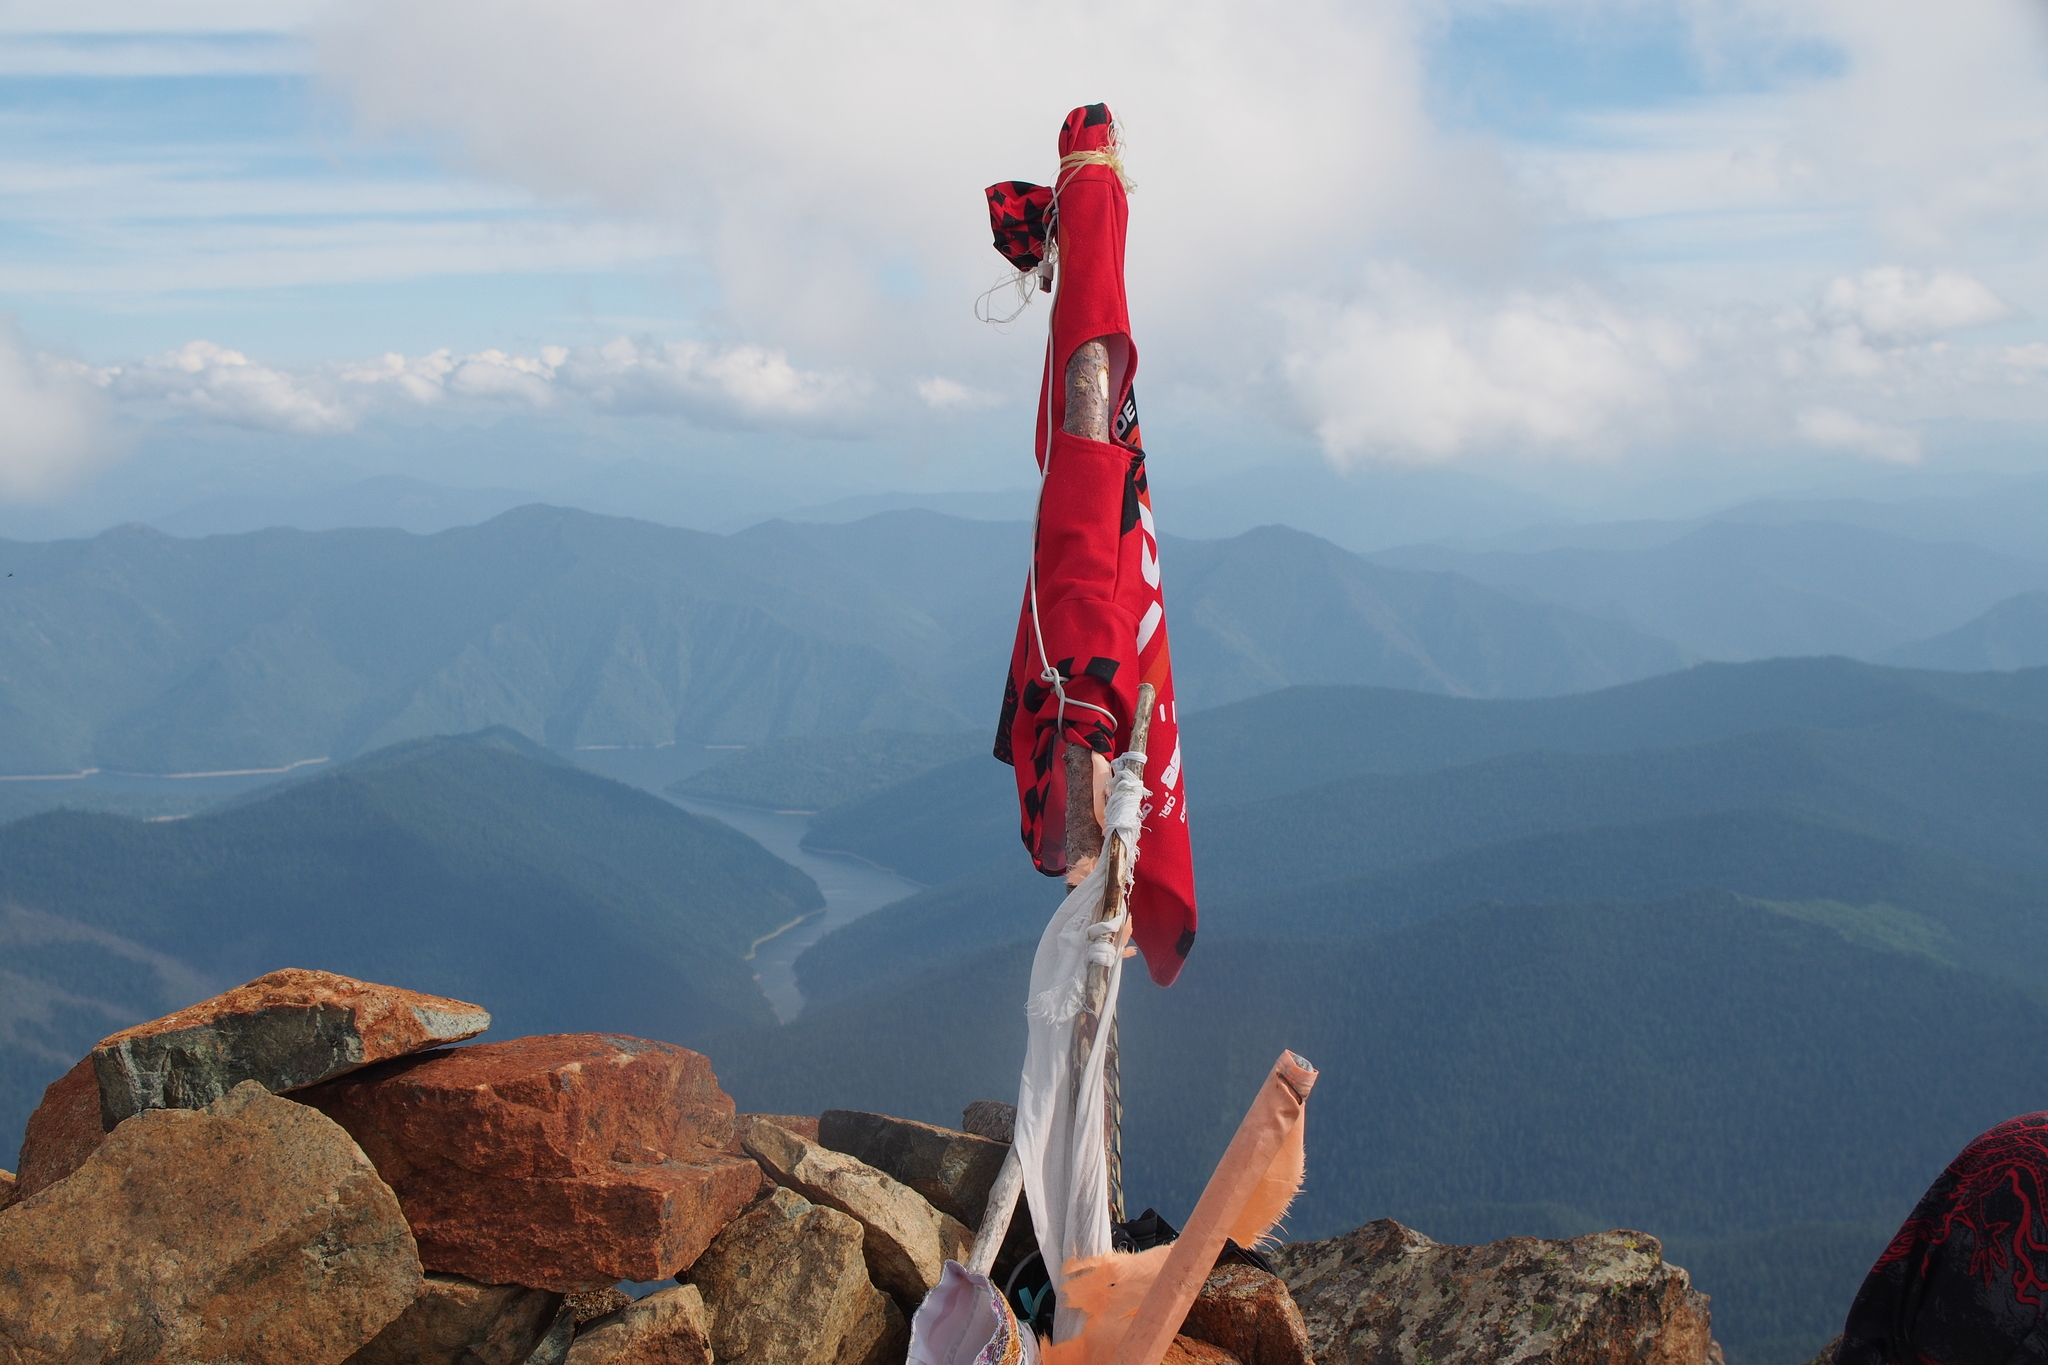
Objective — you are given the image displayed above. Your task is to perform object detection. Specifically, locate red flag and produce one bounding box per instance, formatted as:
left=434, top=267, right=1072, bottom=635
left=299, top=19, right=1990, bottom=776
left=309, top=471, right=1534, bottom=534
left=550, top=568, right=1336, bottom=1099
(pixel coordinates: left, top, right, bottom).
left=989, top=103, right=1197, bottom=988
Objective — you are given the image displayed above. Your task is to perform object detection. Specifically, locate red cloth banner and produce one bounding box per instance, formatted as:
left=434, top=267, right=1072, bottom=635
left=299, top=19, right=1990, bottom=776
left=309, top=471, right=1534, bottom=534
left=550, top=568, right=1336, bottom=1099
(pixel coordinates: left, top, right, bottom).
left=990, top=104, right=1197, bottom=987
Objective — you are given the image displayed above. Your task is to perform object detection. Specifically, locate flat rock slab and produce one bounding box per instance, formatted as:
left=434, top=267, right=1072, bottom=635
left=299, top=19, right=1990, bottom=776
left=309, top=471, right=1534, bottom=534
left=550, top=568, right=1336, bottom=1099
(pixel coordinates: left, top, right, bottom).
left=93, top=968, right=490, bottom=1126
left=305, top=1032, right=760, bottom=1290
left=687, top=1186, right=905, bottom=1365
left=345, top=1273, right=562, bottom=1365
left=745, top=1118, right=972, bottom=1303
left=1182, top=1262, right=1314, bottom=1365
left=819, top=1108, right=1010, bottom=1227
left=961, top=1100, right=1016, bottom=1144
left=0, top=1080, right=420, bottom=1365
left=743, top=1112, right=821, bottom=1142
left=5, top=1058, right=102, bottom=1206
left=565, top=1285, right=714, bottom=1365
left=1270, top=1219, right=1720, bottom=1365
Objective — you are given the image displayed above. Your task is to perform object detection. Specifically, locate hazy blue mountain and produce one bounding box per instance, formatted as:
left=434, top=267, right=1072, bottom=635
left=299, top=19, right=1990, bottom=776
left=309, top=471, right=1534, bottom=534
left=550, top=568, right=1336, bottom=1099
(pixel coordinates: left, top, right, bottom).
left=1712, top=476, right=2048, bottom=560
left=150, top=474, right=541, bottom=537
left=715, top=892, right=2048, bottom=1364
left=1884, top=591, right=2048, bottom=671
left=1374, top=520, right=2048, bottom=660
left=794, top=658, right=2048, bottom=892
left=793, top=808, right=2048, bottom=1008
left=1161, top=526, right=1688, bottom=708
left=0, top=507, right=976, bottom=774
left=0, top=728, right=820, bottom=1162
left=1186, top=658, right=2048, bottom=800
left=673, top=730, right=986, bottom=811
left=0, top=507, right=1689, bottom=776
left=1153, top=458, right=1574, bottom=552
left=1195, top=710, right=2048, bottom=900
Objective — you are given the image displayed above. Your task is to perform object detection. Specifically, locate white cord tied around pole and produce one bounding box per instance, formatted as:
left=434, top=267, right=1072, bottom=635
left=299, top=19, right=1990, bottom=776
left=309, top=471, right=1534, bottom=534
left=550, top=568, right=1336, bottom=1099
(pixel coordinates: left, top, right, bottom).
left=1102, top=751, right=1148, bottom=851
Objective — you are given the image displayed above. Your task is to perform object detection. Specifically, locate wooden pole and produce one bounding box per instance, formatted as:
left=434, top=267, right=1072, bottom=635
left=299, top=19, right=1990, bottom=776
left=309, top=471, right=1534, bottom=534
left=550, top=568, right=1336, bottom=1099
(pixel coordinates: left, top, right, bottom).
left=1068, top=682, right=1153, bottom=1213
left=966, top=337, right=1129, bottom=1278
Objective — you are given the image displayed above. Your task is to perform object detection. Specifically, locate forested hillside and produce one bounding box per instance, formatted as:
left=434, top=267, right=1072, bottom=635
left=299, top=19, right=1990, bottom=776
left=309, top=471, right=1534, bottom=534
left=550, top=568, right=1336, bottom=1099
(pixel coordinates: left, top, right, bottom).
left=716, top=893, right=2048, bottom=1365
left=0, top=728, right=820, bottom=1159
left=681, top=657, right=2048, bottom=1363
left=0, top=508, right=1685, bottom=775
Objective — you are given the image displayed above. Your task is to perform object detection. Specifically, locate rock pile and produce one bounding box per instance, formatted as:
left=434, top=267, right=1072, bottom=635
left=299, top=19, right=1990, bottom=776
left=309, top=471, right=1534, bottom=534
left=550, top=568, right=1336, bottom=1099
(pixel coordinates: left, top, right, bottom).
left=0, top=968, right=1724, bottom=1365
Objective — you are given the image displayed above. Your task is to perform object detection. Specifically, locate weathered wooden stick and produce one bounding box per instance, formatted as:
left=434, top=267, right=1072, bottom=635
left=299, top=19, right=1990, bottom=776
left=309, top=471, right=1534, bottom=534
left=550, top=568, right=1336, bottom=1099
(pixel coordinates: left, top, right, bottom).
left=1067, top=683, right=1154, bottom=1109
left=971, top=683, right=1155, bottom=1275
left=967, top=1145, right=1024, bottom=1276
left=1065, top=742, right=1104, bottom=886
left=1106, top=1014, right=1125, bottom=1223
left=1064, top=339, right=1111, bottom=440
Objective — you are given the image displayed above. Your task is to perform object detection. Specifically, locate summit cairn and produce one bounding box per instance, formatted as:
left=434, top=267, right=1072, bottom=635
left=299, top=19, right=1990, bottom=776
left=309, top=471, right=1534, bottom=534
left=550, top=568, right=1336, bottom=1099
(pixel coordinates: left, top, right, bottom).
left=0, top=969, right=1723, bottom=1365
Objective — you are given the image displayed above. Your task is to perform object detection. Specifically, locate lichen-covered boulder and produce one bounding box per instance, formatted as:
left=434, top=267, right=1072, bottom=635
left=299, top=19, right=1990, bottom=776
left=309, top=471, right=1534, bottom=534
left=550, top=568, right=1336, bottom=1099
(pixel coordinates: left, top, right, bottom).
left=687, top=1186, right=907, bottom=1365
left=93, top=967, right=490, bottom=1126
left=0, top=1081, right=420, bottom=1365
left=744, top=1117, right=972, bottom=1303
left=819, top=1108, right=1010, bottom=1228
left=1182, top=1261, right=1314, bottom=1365
left=1270, top=1219, right=1720, bottom=1365
left=564, top=1285, right=715, bottom=1365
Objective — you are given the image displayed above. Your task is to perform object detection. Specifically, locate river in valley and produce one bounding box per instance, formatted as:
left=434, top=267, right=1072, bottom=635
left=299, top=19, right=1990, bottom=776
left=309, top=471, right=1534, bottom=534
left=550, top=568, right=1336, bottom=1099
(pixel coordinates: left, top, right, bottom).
left=33, top=743, right=921, bottom=1023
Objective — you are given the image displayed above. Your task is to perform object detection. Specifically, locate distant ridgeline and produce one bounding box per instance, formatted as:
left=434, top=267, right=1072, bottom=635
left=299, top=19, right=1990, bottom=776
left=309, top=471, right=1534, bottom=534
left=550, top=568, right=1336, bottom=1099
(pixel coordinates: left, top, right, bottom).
left=0, top=507, right=1688, bottom=780
left=697, top=657, right=2048, bottom=1365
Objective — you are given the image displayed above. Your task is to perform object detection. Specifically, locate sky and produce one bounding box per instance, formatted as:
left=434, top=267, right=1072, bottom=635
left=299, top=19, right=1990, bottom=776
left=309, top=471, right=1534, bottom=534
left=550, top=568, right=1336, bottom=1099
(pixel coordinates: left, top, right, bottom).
left=3, top=0, right=2047, bottom=529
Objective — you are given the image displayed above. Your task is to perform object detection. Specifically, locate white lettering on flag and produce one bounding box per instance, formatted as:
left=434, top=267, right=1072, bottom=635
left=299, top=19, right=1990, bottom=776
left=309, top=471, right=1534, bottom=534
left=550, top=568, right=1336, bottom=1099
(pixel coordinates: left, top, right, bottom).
left=1136, top=600, right=1163, bottom=653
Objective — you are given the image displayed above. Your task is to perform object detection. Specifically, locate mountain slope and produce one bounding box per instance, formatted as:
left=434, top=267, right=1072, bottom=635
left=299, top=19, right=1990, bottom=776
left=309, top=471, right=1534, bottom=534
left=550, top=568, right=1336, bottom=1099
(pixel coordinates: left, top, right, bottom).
left=1156, top=525, right=1687, bottom=708
left=1885, top=590, right=2048, bottom=671
left=0, top=508, right=1686, bottom=775
left=793, top=808, right=2048, bottom=1007
left=0, top=728, right=821, bottom=1160
left=799, top=658, right=2048, bottom=889
left=716, top=893, right=2048, bottom=1363
left=1375, top=520, right=2048, bottom=660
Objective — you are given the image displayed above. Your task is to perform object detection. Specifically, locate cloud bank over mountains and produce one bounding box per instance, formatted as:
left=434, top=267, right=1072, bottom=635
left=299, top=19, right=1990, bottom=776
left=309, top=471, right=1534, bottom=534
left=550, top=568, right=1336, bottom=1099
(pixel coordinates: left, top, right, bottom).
left=4, top=0, right=2048, bottom=503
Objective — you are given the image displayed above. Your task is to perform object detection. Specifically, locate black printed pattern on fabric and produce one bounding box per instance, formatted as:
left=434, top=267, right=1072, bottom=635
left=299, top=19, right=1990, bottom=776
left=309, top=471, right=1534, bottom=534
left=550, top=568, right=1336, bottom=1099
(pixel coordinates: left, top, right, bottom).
left=1841, top=1112, right=2048, bottom=1364
left=986, top=180, right=1054, bottom=272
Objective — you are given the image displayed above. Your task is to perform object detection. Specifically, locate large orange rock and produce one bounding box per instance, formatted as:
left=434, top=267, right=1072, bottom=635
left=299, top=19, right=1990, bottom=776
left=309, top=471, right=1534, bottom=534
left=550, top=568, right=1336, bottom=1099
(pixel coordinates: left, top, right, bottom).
left=1180, top=1261, right=1314, bottom=1365
left=0, top=1081, right=420, bottom=1365
left=5, top=1057, right=102, bottom=1207
left=93, top=968, right=490, bottom=1126
left=303, top=1033, right=763, bottom=1291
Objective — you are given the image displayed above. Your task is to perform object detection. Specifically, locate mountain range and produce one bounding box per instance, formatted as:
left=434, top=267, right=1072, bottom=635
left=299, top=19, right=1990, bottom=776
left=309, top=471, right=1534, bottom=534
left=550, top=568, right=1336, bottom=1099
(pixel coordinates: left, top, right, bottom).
left=0, top=507, right=1687, bottom=776
left=1373, top=520, right=2048, bottom=660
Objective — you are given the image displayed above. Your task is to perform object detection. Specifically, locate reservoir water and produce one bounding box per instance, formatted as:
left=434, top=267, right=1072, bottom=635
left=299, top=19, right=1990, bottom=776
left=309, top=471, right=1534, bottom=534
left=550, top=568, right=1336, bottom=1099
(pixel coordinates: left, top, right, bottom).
left=565, top=744, right=922, bottom=1022
left=32, top=744, right=922, bottom=1023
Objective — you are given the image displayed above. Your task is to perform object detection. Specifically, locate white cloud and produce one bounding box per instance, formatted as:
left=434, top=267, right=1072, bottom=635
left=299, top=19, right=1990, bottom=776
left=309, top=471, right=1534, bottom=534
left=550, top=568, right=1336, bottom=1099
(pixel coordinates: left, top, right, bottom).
left=916, top=377, right=1001, bottom=412
left=1284, top=276, right=1693, bottom=463
left=549, top=340, right=869, bottom=433
left=112, top=341, right=353, bottom=433
left=99, top=335, right=865, bottom=437
left=0, top=323, right=110, bottom=501
left=310, top=0, right=1475, bottom=391
left=1818, top=267, right=2008, bottom=342
left=1795, top=405, right=1920, bottom=464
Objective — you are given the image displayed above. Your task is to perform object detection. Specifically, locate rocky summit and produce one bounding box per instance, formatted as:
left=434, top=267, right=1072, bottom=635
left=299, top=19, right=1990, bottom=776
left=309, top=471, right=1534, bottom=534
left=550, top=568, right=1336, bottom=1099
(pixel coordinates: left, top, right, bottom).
left=0, top=968, right=1726, bottom=1365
